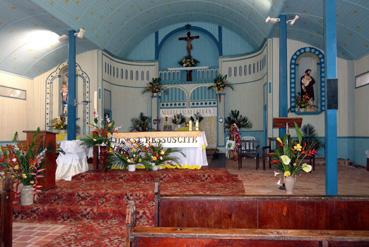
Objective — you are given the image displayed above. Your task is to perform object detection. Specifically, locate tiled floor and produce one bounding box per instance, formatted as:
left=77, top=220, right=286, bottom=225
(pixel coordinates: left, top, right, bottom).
left=227, top=158, right=369, bottom=195
left=13, top=223, right=70, bottom=247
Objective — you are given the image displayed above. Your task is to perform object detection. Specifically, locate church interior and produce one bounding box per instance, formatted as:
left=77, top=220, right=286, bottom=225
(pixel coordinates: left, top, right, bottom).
left=1, top=0, right=369, bottom=246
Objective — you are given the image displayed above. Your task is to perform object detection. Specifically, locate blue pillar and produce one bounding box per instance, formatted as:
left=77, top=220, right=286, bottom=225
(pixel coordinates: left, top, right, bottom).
left=279, top=15, right=287, bottom=137
left=324, top=0, right=338, bottom=195
left=67, top=30, right=77, bottom=140
left=154, top=31, right=159, bottom=60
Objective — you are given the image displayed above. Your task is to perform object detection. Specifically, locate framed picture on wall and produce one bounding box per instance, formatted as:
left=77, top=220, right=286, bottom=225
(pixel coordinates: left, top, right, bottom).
left=355, top=71, right=369, bottom=88
left=0, top=85, right=26, bottom=100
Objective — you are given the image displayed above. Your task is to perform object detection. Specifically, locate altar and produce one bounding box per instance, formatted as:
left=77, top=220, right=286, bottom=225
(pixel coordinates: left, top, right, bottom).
left=112, top=131, right=208, bottom=167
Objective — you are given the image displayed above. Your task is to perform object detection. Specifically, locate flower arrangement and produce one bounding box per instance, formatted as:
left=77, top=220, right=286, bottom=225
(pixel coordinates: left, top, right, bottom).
left=110, top=139, right=145, bottom=170
left=272, top=124, right=317, bottom=178
left=130, top=112, right=151, bottom=132
left=208, top=74, right=234, bottom=93
left=190, top=112, right=204, bottom=123
left=143, top=142, right=183, bottom=169
left=142, top=77, right=164, bottom=95
left=51, top=116, right=67, bottom=130
left=172, top=113, right=186, bottom=125
left=0, top=131, right=46, bottom=190
left=179, top=55, right=199, bottom=67
left=81, top=113, right=119, bottom=147
left=296, top=93, right=311, bottom=110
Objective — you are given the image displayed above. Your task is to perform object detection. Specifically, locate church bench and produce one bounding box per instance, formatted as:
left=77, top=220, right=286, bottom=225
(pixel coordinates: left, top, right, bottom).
left=131, top=226, right=369, bottom=247
left=0, top=176, right=13, bottom=247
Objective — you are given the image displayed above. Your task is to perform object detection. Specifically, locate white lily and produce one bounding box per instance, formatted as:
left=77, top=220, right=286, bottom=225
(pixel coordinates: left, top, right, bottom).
left=280, top=155, right=291, bottom=165
left=302, top=163, right=312, bottom=173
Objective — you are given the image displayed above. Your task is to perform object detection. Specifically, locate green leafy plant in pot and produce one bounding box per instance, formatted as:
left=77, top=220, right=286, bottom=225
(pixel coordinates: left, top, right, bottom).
left=130, top=112, right=151, bottom=132
left=142, top=77, right=164, bottom=96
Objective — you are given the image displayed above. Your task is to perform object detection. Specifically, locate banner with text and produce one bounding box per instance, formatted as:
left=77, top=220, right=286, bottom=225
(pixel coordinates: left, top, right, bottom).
left=160, top=107, right=217, bottom=117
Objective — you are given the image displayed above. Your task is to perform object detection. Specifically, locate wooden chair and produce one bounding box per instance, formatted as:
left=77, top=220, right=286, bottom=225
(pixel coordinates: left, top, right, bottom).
left=238, top=139, right=260, bottom=169
left=262, top=137, right=277, bottom=169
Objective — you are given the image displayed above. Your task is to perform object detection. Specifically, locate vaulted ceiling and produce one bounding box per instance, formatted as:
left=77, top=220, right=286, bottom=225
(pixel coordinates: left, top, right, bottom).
left=1, top=0, right=369, bottom=78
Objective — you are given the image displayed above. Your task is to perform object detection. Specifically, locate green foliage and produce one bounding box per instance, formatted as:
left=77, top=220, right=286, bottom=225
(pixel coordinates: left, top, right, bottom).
left=302, top=124, right=321, bottom=150
left=142, top=77, right=164, bottom=95
left=130, top=112, right=151, bottom=132
left=190, top=112, right=204, bottom=123
left=225, top=110, right=252, bottom=129
left=143, top=142, right=185, bottom=167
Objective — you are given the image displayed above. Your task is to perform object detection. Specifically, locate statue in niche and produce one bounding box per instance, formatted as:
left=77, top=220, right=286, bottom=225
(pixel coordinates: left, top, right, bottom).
left=300, top=69, right=315, bottom=109
left=60, top=72, right=68, bottom=116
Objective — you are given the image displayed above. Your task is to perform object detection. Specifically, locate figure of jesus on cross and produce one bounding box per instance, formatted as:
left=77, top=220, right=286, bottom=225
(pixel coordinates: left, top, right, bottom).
left=179, top=31, right=199, bottom=57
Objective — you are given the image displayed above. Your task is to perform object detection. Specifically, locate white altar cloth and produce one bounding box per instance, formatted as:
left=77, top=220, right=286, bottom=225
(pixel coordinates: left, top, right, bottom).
left=56, top=140, right=89, bottom=181
left=112, top=131, right=208, bottom=167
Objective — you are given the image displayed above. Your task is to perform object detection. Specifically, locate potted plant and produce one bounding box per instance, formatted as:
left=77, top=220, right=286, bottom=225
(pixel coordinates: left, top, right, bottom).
left=130, top=112, right=151, bottom=132
left=0, top=131, right=46, bottom=206
left=172, top=113, right=186, bottom=129
left=272, top=124, right=317, bottom=194
left=142, top=77, right=164, bottom=97
left=208, top=74, right=234, bottom=93
left=225, top=110, right=252, bottom=130
left=302, top=124, right=321, bottom=151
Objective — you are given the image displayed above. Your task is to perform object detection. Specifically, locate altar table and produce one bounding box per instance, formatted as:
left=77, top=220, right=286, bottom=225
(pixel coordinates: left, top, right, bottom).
left=112, top=131, right=208, bottom=167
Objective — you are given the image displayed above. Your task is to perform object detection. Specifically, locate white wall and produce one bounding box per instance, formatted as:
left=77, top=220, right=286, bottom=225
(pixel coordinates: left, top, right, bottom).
left=0, top=71, right=33, bottom=140
left=354, top=54, right=369, bottom=136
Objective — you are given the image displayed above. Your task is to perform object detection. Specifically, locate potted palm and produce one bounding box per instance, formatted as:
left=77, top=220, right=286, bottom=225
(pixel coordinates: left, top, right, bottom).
left=130, top=113, right=151, bottom=132
left=142, top=78, right=164, bottom=97
left=172, top=113, right=186, bottom=130
left=225, top=110, right=252, bottom=130
left=208, top=74, right=234, bottom=94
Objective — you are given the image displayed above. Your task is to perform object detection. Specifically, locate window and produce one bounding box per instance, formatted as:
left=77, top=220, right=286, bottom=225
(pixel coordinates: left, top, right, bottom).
left=228, top=67, right=232, bottom=77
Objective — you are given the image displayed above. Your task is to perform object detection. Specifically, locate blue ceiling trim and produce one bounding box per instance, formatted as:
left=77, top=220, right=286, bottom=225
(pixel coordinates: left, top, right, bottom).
left=157, top=24, right=221, bottom=60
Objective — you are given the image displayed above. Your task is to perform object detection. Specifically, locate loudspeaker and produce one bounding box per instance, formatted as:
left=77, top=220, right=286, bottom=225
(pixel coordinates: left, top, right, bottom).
left=327, top=79, right=338, bottom=109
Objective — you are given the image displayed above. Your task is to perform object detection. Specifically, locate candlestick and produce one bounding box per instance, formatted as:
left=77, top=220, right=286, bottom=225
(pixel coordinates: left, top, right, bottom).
left=189, top=120, right=193, bottom=131
left=195, top=120, right=199, bottom=131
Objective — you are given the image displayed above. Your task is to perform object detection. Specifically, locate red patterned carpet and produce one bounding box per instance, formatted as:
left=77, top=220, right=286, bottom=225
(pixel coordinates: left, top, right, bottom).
left=14, top=168, right=244, bottom=246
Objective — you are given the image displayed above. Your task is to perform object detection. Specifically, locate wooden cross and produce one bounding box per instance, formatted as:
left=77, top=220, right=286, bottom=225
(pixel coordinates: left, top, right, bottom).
left=178, top=31, right=200, bottom=57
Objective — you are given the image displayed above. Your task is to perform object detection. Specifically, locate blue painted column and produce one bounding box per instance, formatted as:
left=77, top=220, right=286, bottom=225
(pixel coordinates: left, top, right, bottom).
left=67, top=30, right=77, bottom=140
left=324, top=0, right=338, bottom=195
left=279, top=15, right=288, bottom=137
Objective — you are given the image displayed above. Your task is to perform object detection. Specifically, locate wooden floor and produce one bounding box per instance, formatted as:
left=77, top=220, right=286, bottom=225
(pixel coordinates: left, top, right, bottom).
left=227, top=158, right=369, bottom=196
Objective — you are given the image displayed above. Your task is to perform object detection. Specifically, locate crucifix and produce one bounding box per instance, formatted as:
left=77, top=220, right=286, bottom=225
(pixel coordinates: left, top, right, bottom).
left=179, top=31, right=200, bottom=81
left=179, top=31, right=199, bottom=57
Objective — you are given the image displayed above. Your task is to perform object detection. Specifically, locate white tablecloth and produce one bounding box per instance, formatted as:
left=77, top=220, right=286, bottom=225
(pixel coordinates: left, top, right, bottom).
left=172, top=132, right=208, bottom=166
left=56, top=140, right=89, bottom=181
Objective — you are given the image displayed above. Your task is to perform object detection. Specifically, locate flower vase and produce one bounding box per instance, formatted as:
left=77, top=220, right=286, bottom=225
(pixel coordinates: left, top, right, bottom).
left=128, top=164, right=136, bottom=172
left=177, top=124, right=181, bottom=130
left=152, top=165, right=159, bottom=171
left=20, top=185, right=34, bottom=206
left=285, top=176, right=296, bottom=195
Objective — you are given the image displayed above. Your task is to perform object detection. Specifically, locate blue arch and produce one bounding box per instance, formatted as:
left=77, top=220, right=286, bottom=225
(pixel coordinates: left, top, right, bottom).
left=156, top=25, right=222, bottom=59
left=290, top=47, right=326, bottom=114
left=191, top=86, right=216, bottom=101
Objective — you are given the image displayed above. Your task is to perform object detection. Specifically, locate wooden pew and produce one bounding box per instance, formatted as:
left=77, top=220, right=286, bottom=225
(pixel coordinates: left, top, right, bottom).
left=132, top=227, right=369, bottom=247
left=128, top=187, right=369, bottom=246
left=0, top=176, right=13, bottom=247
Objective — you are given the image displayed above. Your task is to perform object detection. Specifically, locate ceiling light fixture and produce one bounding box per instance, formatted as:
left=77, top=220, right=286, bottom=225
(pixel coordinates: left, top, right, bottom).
left=265, top=16, right=280, bottom=24
left=286, top=15, right=300, bottom=26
